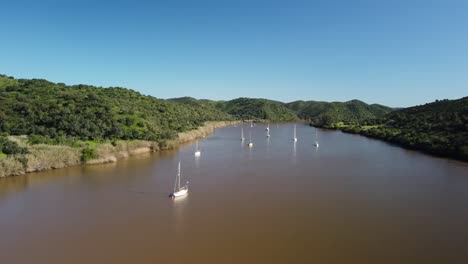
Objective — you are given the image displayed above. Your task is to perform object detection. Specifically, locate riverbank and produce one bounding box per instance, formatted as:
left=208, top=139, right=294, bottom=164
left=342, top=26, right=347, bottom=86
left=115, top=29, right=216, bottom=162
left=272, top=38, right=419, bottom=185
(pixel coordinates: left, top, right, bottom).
left=312, top=123, right=468, bottom=162
left=0, top=121, right=239, bottom=178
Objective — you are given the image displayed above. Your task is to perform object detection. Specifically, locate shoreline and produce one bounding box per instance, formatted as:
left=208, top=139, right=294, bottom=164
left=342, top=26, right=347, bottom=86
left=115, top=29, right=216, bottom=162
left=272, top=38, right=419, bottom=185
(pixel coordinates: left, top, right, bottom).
left=0, top=121, right=240, bottom=178
left=311, top=124, right=468, bottom=163
left=86, top=120, right=240, bottom=164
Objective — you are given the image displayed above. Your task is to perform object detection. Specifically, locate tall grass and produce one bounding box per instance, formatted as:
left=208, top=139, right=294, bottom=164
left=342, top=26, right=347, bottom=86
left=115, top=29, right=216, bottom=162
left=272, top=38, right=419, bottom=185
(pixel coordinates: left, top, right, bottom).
left=0, top=157, right=25, bottom=177
left=85, top=140, right=158, bottom=164
left=159, top=121, right=239, bottom=150
left=25, top=144, right=81, bottom=172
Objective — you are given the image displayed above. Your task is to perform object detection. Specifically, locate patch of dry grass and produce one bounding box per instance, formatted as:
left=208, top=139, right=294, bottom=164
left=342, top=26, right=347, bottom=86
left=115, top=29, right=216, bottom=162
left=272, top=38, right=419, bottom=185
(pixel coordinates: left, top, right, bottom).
left=0, top=156, right=25, bottom=177
left=7, top=135, right=28, bottom=147
left=26, top=144, right=81, bottom=172
left=86, top=140, right=158, bottom=165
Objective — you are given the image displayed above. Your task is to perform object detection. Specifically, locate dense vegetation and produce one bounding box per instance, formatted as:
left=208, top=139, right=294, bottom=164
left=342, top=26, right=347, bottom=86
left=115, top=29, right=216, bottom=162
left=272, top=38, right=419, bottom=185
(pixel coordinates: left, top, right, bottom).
left=0, top=75, right=233, bottom=143
left=286, top=99, right=393, bottom=127
left=0, top=135, right=28, bottom=156
left=215, top=97, right=299, bottom=121
left=338, top=98, right=468, bottom=161
left=1, top=74, right=393, bottom=146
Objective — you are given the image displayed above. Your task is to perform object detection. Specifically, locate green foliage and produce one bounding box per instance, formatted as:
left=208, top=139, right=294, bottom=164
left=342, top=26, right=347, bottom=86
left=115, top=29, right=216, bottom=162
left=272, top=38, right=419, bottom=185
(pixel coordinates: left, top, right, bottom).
left=0, top=74, right=18, bottom=89
left=0, top=135, right=29, bottom=169
left=0, top=75, right=234, bottom=142
left=27, top=134, right=84, bottom=148
left=215, top=97, right=299, bottom=121
left=339, top=97, right=468, bottom=161
left=81, top=146, right=98, bottom=161
left=0, top=136, right=28, bottom=155
left=1, top=75, right=395, bottom=143
left=286, top=99, right=393, bottom=126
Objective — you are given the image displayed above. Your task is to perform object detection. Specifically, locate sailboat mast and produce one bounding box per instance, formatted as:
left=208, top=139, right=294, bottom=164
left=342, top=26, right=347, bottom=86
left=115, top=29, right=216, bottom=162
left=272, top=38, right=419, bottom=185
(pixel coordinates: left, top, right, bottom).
left=242, top=127, right=244, bottom=138
left=173, top=163, right=178, bottom=193
left=177, top=161, right=181, bottom=190
left=294, top=125, right=297, bottom=138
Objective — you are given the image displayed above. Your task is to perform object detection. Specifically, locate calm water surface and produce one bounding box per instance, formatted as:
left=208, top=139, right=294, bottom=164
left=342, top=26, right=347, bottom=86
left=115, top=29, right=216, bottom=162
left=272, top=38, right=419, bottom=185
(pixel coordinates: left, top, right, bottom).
left=1, top=124, right=468, bottom=263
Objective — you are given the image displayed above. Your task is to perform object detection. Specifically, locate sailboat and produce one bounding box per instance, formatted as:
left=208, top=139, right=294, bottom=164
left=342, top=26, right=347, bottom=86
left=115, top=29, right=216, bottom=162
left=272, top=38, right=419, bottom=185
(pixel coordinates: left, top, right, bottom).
left=248, top=131, right=253, bottom=147
left=241, top=127, right=245, bottom=141
left=314, top=129, right=319, bottom=147
left=293, top=124, right=298, bottom=142
left=265, top=123, right=270, bottom=131
left=251, top=122, right=254, bottom=128
left=170, top=161, right=188, bottom=198
left=194, top=140, right=201, bottom=156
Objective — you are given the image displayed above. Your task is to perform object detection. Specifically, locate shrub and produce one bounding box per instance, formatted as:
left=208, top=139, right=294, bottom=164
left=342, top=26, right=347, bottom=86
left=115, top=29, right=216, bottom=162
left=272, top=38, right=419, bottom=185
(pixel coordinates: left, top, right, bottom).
left=81, top=147, right=98, bottom=161
left=28, top=135, right=52, bottom=145
left=0, top=136, right=28, bottom=155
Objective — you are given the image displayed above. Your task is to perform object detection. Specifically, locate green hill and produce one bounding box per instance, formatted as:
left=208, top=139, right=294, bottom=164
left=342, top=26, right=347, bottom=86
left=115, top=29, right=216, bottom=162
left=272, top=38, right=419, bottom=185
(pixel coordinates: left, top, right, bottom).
left=215, top=97, right=299, bottom=121
left=341, top=97, right=468, bottom=161
left=168, top=96, right=217, bottom=107
left=1, top=75, right=395, bottom=142
left=0, top=75, right=18, bottom=88
left=285, top=99, right=393, bottom=127
left=0, top=76, right=232, bottom=142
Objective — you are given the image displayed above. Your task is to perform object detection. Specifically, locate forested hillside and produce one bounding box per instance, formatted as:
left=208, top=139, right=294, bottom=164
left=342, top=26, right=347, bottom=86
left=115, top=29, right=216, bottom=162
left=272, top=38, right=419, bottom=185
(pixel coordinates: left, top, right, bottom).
left=0, top=75, right=233, bottom=142
left=340, top=97, right=468, bottom=161
left=1, top=74, right=395, bottom=144
left=286, top=99, right=393, bottom=127
left=215, top=98, right=299, bottom=121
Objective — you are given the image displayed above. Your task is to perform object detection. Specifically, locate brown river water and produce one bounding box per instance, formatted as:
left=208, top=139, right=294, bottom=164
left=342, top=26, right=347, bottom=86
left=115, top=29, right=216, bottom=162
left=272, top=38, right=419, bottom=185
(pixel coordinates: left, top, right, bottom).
left=1, top=123, right=468, bottom=264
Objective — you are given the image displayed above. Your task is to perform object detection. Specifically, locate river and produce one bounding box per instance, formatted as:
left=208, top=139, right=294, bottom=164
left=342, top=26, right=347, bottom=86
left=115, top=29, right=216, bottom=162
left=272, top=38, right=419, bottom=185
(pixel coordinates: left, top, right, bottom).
left=1, top=123, right=467, bottom=263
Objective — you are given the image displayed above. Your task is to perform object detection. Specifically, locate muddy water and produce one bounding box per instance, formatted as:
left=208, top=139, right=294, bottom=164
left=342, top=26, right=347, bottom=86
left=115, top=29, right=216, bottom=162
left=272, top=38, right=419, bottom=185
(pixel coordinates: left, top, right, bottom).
left=1, top=124, right=468, bottom=263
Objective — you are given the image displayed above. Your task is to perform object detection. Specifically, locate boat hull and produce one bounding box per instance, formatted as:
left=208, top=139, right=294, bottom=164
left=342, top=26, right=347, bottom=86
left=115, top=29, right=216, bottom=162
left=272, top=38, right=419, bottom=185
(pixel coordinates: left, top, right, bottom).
left=171, top=189, right=188, bottom=198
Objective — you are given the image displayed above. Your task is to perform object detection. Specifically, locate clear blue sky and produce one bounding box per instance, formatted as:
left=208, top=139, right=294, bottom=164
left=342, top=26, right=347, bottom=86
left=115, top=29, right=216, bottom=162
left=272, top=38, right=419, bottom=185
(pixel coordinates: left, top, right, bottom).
left=1, top=0, right=467, bottom=107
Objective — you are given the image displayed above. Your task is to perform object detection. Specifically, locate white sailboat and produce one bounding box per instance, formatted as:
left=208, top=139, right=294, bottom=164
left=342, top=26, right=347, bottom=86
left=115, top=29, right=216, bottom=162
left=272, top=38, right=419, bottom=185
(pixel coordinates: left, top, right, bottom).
left=265, top=123, right=270, bottom=131
left=314, top=129, right=319, bottom=147
left=293, top=124, right=298, bottom=142
left=194, top=140, right=201, bottom=156
left=241, top=127, right=245, bottom=141
left=170, top=161, right=188, bottom=198
left=248, top=131, right=253, bottom=148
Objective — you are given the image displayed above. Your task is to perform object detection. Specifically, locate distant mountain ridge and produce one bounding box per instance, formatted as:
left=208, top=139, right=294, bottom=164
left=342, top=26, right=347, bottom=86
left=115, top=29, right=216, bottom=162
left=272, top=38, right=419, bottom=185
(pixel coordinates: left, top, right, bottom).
left=167, top=97, right=393, bottom=123
left=214, top=97, right=299, bottom=121
left=0, top=74, right=403, bottom=140
left=285, top=99, right=393, bottom=127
